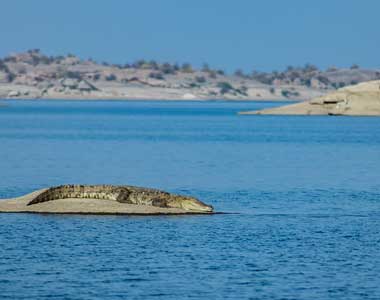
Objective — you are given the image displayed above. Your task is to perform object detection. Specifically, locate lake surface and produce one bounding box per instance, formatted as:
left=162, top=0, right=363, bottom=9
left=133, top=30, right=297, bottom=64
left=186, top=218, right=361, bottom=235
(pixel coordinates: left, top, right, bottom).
left=1, top=100, right=380, bottom=299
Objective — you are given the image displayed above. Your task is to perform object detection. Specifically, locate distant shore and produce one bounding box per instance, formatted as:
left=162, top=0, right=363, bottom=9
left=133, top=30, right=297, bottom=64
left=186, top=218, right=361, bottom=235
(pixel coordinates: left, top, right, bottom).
left=0, top=96, right=297, bottom=102
left=2, top=49, right=380, bottom=102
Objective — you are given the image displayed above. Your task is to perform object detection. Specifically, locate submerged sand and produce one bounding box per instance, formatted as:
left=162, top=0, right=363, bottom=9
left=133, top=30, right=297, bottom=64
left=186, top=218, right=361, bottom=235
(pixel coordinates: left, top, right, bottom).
left=0, top=189, right=213, bottom=215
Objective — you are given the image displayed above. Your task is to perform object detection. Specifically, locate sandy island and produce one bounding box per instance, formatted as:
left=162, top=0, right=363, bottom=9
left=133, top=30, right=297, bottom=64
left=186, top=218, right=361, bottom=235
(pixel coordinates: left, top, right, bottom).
left=0, top=186, right=214, bottom=215
left=239, top=80, right=380, bottom=116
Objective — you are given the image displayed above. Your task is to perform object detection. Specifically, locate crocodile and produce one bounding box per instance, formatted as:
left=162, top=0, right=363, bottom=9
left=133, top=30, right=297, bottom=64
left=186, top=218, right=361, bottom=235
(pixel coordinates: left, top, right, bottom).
left=26, top=184, right=213, bottom=212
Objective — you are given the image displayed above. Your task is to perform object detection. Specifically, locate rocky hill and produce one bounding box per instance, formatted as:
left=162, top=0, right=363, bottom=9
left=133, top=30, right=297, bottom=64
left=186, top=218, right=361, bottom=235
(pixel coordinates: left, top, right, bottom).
left=1, top=49, right=379, bottom=101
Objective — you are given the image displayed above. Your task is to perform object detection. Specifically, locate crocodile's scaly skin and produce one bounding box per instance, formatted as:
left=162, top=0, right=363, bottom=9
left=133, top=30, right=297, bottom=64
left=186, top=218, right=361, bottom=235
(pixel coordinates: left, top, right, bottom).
left=26, top=185, right=213, bottom=212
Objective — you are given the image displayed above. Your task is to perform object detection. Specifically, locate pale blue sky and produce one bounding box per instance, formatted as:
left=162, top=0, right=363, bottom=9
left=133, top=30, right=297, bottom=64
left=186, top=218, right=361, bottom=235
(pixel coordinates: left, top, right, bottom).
left=1, top=0, right=379, bottom=72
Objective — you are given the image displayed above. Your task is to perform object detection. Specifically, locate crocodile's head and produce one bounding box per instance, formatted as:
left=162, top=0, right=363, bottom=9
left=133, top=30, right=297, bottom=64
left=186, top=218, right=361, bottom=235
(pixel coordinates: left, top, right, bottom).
left=166, top=195, right=213, bottom=212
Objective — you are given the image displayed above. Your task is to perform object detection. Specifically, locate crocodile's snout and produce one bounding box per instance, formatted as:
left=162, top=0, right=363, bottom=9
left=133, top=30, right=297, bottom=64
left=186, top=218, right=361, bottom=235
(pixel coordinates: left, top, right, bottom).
left=168, top=196, right=213, bottom=212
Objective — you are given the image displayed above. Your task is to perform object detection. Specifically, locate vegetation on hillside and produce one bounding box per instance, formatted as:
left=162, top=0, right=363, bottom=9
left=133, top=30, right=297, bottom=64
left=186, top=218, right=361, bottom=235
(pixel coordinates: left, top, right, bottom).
left=1, top=49, right=380, bottom=99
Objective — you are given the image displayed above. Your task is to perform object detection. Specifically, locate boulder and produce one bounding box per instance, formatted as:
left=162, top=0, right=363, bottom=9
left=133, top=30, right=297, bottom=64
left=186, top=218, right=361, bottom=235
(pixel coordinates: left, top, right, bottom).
left=7, top=90, right=20, bottom=97
left=0, top=71, right=8, bottom=83
left=61, top=78, right=78, bottom=89
left=183, top=93, right=196, bottom=100
left=77, top=80, right=96, bottom=91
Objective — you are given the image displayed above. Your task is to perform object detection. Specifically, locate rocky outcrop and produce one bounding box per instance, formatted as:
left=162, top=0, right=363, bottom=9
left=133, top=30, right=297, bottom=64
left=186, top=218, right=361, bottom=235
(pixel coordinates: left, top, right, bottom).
left=239, top=80, right=380, bottom=116
left=61, top=78, right=78, bottom=89
left=77, top=80, right=97, bottom=91
left=0, top=71, right=8, bottom=83
left=7, top=90, right=20, bottom=97
left=0, top=184, right=214, bottom=215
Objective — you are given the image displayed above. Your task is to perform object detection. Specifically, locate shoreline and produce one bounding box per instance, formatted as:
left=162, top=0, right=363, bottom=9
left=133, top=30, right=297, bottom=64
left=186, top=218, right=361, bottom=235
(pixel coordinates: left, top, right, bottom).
left=1, top=97, right=299, bottom=103
left=0, top=210, right=218, bottom=216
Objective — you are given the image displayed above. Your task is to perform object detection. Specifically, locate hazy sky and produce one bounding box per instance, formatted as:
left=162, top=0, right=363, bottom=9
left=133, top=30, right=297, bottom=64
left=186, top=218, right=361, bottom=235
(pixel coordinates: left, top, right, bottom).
left=1, top=0, right=379, bottom=72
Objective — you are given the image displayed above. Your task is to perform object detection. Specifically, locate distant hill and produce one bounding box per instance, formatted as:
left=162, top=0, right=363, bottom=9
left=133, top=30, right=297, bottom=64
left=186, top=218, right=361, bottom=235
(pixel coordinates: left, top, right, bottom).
left=1, top=49, right=379, bottom=100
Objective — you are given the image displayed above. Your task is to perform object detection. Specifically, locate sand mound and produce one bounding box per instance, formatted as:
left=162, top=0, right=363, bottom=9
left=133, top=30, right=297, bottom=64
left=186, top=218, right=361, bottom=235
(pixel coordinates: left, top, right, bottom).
left=240, top=80, right=380, bottom=116
left=0, top=186, right=214, bottom=215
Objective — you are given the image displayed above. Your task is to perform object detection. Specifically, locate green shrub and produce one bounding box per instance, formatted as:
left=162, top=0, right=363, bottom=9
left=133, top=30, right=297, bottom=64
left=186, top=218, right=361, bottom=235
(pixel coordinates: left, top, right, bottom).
left=0, top=60, right=9, bottom=72
left=217, top=81, right=234, bottom=94
left=317, top=75, right=330, bottom=85
left=304, top=78, right=312, bottom=87
left=173, top=63, right=180, bottom=72
left=327, top=66, right=338, bottom=72
left=303, top=63, right=318, bottom=73
left=281, top=89, right=300, bottom=98
left=149, top=72, right=165, bottom=80
left=65, top=71, right=82, bottom=80
left=181, top=63, right=193, bottom=73
left=236, top=85, right=248, bottom=96
left=189, top=83, right=199, bottom=88
left=234, top=69, right=245, bottom=77
left=160, top=63, right=176, bottom=74
left=201, top=63, right=210, bottom=72
left=208, top=71, right=217, bottom=79
left=350, top=64, right=359, bottom=70
left=195, top=76, right=206, bottom=83
left=149, top=60, right=159, bottom=70
left=105, top=74, right=117, bottom=81
left=6, top=72, right=16, bottom=82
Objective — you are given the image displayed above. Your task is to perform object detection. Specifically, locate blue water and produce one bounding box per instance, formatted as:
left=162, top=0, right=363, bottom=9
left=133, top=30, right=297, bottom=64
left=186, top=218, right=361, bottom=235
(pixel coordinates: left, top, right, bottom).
left=1, top=100, right=380, bottom=299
